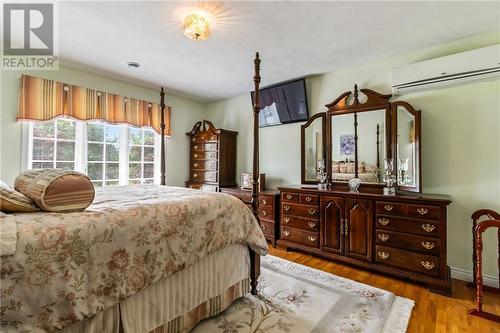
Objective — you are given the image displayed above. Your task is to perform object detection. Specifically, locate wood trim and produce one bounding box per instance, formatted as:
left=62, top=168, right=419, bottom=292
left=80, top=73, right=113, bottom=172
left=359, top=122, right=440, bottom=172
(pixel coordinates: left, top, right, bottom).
left=300, top=112, right=326, bottom=184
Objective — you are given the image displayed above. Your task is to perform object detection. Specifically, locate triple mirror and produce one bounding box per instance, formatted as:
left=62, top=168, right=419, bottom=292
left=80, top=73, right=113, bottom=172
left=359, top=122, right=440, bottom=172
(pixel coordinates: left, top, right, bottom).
left=301, top=85, right=421, bottom=192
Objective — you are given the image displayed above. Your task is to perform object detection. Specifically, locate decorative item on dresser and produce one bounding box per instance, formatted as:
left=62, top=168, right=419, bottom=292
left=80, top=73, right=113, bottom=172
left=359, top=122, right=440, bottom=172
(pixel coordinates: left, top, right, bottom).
left=220, top=187, right=280, bottom=247
left=282, top=85, right=454, bottom=295
left=186, top=120, right=238, bottom=192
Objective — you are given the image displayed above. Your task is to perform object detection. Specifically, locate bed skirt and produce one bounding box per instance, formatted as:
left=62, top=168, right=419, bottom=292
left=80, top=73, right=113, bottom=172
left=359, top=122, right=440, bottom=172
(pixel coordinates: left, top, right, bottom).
left=61, top=244, right=250, bottom=333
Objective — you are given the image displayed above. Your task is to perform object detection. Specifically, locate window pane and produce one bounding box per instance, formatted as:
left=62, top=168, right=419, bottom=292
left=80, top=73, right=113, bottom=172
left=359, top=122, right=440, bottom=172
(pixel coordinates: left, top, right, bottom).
left=129, top=146, right=142, bottom=162
left=129, top=128, right=142, bottom=145
left=33, top=139, right=54, bottom=160
left=106, top=144, right=119, bottom=161
left=106, top=126, right=120, bottom=143
left=129, top=179, right=141, bottom=185
left=56, top=141, right=75, bottom=161
left=56, top=162, right=74, bottom=170
left=143, top=147, right=154, bottom=162
left=88, top=163, right=103, bottom=180
left=105, top=163, right=119, bottom=180
left=57, top=120, right=76, bottom=140
left=87, top=123, right=104, bottom=142
left=88, top=143, right=104, bottom=161
left=144, top=163, right=154, bottom=178
left=33, top=161, right=54, bottom=169
left=129, top=163, right=141, bottom=179
left=92, top=181, right=103, bottom=188
left=144, top=130, right=155, bottom=145
left=106, top=180, right=119, bottom=186
left=33, top=122, right=55, bottom=138
left=143, top=179, right=154, bottom=184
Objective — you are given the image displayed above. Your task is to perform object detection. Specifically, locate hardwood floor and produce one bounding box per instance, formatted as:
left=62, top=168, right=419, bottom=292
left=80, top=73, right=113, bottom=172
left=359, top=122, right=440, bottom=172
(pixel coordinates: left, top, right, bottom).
left=268, top=247, right=500, bottom=333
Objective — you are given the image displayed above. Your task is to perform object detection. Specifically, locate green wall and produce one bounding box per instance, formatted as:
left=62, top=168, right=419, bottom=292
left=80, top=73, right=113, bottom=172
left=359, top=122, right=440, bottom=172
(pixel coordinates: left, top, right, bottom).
left=206, top=32, right=500, bottom=279
left=0, top=65, right=206, bottom=186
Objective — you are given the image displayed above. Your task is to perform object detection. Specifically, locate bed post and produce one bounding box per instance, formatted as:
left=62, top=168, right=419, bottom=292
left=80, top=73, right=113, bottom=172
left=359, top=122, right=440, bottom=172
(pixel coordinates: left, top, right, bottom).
left=250, top=52, right=261, bottom=296
left=160, top=87, right=166, bottom=186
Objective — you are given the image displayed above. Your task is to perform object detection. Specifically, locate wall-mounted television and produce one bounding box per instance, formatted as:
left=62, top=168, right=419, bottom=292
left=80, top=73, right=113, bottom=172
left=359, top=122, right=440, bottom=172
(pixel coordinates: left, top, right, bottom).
left=251, top=78, right=309, bottom=128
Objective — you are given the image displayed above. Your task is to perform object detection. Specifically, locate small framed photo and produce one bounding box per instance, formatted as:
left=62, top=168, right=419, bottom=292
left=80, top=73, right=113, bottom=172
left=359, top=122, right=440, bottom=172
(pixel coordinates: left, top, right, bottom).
left=241, top=172, right=265, bottom=190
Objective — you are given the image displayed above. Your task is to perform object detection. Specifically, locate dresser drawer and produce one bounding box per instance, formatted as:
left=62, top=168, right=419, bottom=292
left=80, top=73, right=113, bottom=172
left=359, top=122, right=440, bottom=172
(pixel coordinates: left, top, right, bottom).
left=192, top=142, right=218, bottom=151
left=191, top=134, right=218, bottom=143
left=282, top=203, right=319, bottom=219
left=191, top=151, right=217, bottom=160
left=407, top=204, right=441, bottom=220
left=259, top=195, right=274, bottom=208
left=282, top=192, right=299, bottom=203
left=375, top=245, right=440, bottom=277
left=375, top=230, right=440, bottom=255
left=376, top=202, right=406, bottom=216
left=376, top=215, right=440, bottom=236
left=187, top=183, right=218, bottom=192
left=191, top=171, right=218, bottom=183
left=259, top=207, right=274, bottom=221
left=191, top=160, right=217, bottom=171
left=260, top=221, right=275, bottom=237
left=282, top=215, right=319, bottom=231
left=300, top=194, right=319, bottom=205
left=281, top=226, right=319, bottom=248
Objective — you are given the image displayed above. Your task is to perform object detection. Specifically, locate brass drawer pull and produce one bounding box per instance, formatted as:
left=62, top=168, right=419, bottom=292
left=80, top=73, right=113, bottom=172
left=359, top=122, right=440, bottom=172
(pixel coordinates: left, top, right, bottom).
left=421, top=224, right=435, bottom=233
left=421, top=261, right=435, bottom=270
left=261, top=210, right=267, bottom=216
left=194, top=154, right=198, bottom=158
left=194, top=145, right=198, bottom=150
left=308, top=208, right=316, bottom=215
left=283, top=217, right=290, bottom=224
left=283, top=229, right=290, bottom=237
left=193, top=163, right=198, bottom=168
left=305, top=196, right=312, bottom=202
left=208, top=175, right=213, bottom=180
left=283, top=205, right=290, bottom=211
left=307, top=235, right=317, bottom=242
left=421, top=241, right=435, bottom=250
left=193, top=173, right=198, bottom=178
left=261, top=199, right=267, bottom=205
left=192, top=138, right=195, bottom=142
left=378, top=233, right=389, bottom=242
left=384, top=204, right=394, bottom=212
left=378, top=218, right=390, bottom=226
left=286, top=194, right=293, bottom=200
left=209, top=164, right=214, bottom=169
left=308, top=221, right=317, bottom=229
left=417, top=208, right=429, bottom=215
left=261, top=224, right=266, bottom=231
left=378, top=251, right=390, bottom=260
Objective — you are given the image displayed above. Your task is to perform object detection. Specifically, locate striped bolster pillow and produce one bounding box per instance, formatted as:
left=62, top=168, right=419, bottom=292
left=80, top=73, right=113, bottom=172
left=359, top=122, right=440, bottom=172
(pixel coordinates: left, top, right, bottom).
left=0, top=180, right=39, bottom=213
left=14, top=169, right=95, bottom=212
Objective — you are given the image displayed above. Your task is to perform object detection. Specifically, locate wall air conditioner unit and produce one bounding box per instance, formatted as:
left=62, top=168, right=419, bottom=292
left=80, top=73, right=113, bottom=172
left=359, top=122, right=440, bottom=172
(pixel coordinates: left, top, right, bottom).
left=392, top=44, right=500, bottom=95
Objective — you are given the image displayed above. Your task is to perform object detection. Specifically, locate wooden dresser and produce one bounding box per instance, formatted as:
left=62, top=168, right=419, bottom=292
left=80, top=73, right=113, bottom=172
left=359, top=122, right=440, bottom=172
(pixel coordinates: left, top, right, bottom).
left=185, top=120, right=237, bottom=192
left=277, top=186, right=452, bottom=295
left=220, top=187, right=280, bottom=246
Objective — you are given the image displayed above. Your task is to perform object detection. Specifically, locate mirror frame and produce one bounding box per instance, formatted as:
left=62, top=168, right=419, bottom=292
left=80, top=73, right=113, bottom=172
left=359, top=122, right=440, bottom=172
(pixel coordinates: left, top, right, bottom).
left=391, top=101, right=422, bottom=193
left=301, top=113, right=326, bottom=184
left=300, top=84, right=422, bottom=193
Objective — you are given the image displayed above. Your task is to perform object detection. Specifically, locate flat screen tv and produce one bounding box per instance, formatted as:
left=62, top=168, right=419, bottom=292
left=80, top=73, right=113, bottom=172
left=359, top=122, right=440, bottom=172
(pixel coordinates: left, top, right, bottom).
left=251, top=78, right=309, bottom=128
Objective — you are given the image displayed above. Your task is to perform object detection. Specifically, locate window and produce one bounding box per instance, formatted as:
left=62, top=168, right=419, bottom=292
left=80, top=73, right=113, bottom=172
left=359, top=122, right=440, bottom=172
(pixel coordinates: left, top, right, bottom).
left=129, top=128, right=156, bottom=184
left=24, top=119, right=160, bottom=186
left=87, top=123, right=121, bottom=187
left=31, top=119, right=76, bottom=170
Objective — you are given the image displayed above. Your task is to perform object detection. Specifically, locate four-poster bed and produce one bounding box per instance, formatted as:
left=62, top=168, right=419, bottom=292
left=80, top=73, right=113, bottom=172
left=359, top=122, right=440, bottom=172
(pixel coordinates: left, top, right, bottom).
left=0, top=54, right=266, bottom=332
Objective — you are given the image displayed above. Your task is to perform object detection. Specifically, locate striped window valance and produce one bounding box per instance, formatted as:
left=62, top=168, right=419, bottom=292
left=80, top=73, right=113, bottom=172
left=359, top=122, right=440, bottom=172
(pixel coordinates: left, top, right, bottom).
left=17, top=75, right=171, bottom=136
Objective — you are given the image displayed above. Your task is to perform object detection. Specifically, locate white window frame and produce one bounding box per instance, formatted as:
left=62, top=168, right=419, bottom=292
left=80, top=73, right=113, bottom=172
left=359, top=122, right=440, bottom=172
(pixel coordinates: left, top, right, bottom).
left=22, top=119, right=161, bottom=186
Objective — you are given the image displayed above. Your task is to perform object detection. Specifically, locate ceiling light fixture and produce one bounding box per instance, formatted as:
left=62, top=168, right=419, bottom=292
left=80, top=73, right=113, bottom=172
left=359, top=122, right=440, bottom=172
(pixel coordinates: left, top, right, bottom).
left=184, top=14, right=210, bottom=40
left=127, top=61, right=140, bottom=69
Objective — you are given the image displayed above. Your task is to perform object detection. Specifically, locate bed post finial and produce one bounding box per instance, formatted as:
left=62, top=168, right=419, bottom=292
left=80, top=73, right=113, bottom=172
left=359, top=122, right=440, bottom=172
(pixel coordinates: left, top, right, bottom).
left=160, top=87, right=166, bottom=186
left=250, top=52, right=261, bottom=296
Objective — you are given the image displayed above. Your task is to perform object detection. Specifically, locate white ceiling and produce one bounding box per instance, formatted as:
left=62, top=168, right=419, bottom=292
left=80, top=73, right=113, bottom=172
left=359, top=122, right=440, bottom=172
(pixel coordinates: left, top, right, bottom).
left=59, top=1, right=500, bottom=102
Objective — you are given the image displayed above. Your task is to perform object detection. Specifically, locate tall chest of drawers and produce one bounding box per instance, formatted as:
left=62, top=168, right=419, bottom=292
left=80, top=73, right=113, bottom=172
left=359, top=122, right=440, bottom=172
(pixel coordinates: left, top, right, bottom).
left=220, top=187, right=280, bottom=246
left=185, top=120, right=237, bottom=192
left=277, top=185, right=452, bottom=295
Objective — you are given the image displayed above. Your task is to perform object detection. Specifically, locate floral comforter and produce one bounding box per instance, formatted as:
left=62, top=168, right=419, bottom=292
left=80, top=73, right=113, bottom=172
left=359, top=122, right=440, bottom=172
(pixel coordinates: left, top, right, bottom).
left=0, top=185, right=267, bottom=332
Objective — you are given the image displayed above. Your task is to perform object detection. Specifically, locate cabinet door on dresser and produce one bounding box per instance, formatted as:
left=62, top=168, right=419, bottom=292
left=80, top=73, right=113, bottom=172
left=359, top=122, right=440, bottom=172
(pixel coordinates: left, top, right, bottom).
left=320, top=196, right=345, bottom=255
left=345, top=198, right=373, bottom=262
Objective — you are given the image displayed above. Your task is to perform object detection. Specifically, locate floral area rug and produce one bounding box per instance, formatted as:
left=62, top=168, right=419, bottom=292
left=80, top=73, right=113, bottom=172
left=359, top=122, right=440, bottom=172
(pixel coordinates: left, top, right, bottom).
left=192, top=255, right=414, bottom=333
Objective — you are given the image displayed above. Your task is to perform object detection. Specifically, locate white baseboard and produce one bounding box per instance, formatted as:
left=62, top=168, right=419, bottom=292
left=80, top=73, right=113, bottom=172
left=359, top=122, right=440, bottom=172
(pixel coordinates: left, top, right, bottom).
left=451, top=267, right=499, bottom=288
